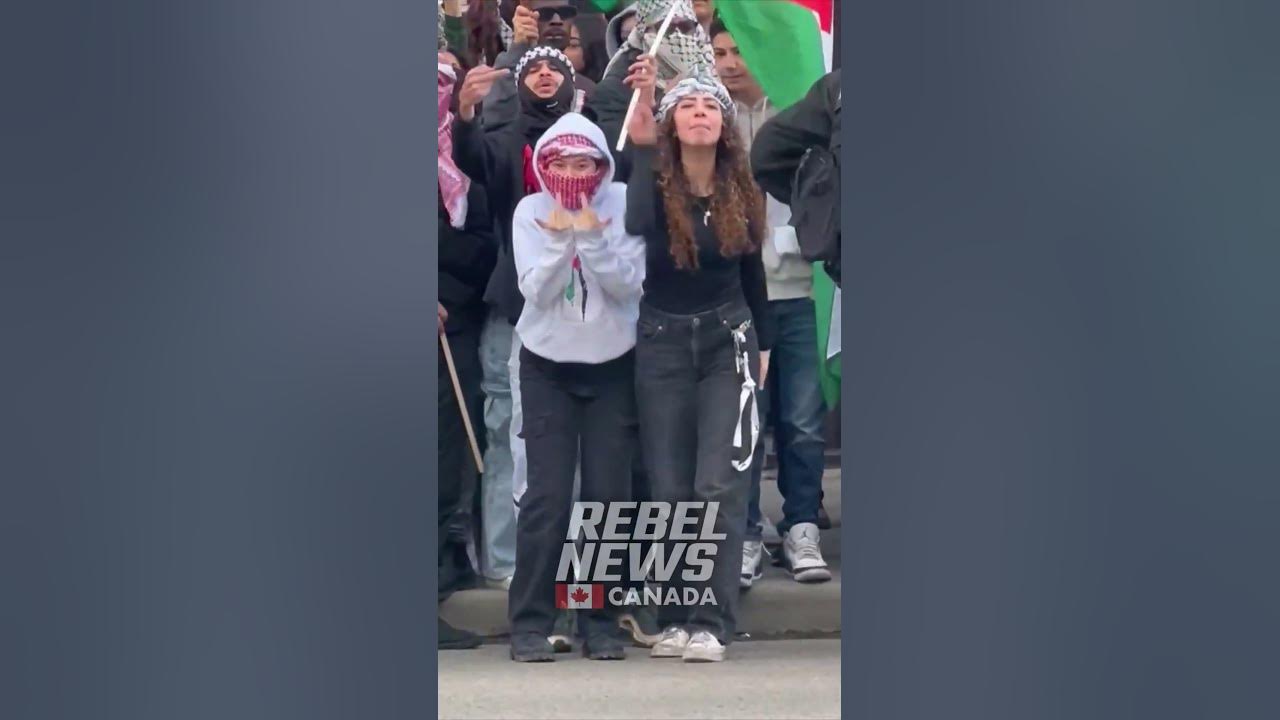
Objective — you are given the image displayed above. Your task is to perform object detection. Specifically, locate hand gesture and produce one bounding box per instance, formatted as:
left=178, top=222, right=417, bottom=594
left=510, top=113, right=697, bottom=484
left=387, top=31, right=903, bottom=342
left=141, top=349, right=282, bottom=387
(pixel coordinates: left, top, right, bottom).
left=571, top=193, right=610, bottom=232
left=535, top=195, right=574, bottom=233
left=457, top=65, right=511, bottom=121
left=513, top=4, right=540, bottom=46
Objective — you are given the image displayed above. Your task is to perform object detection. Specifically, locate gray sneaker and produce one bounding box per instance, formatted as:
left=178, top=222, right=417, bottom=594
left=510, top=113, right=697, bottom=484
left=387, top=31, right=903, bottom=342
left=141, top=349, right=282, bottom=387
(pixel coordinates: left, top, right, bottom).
left=783, top=522, right=832, bottom=583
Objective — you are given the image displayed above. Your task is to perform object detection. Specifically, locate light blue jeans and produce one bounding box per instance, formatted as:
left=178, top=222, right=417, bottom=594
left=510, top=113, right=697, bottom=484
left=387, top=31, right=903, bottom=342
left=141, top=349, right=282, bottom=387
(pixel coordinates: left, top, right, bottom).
left=479, top=312, right=519, bottom=580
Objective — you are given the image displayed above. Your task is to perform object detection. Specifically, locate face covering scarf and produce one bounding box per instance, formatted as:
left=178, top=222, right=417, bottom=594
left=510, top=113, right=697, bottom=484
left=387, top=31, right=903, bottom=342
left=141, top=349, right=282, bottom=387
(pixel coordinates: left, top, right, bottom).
left=535, top=133, right=607, bottom=320
left=605, top=0, right=715, bottom=89
left=438, top=63, right=470, bottom=229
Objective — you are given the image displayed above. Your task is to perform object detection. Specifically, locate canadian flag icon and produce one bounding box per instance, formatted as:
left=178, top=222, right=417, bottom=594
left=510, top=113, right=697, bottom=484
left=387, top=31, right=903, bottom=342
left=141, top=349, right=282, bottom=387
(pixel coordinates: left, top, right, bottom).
left=555, top=583, right=604, bottom=610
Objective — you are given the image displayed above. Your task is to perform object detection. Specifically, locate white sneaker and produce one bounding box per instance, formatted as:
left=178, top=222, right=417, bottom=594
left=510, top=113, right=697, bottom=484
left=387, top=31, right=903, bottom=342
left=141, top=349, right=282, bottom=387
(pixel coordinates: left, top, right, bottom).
left=740, top=540, right=768, bottom=588
left=783, top=522, right=832, bottom=583
left=650, top=626, right=691, bottom=658
left=682, top=631, right=726, bottom=663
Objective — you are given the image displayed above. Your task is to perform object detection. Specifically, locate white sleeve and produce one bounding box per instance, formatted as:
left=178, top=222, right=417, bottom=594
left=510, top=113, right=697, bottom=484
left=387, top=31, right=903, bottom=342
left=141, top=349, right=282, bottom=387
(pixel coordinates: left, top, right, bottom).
left=513, top=200, right=577, bottom=308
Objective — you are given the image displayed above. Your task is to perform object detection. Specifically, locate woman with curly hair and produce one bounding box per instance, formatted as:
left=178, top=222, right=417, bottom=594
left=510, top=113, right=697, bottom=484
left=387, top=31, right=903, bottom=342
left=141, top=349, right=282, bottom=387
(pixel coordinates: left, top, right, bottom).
left=622, top=61, right=774, bottom=663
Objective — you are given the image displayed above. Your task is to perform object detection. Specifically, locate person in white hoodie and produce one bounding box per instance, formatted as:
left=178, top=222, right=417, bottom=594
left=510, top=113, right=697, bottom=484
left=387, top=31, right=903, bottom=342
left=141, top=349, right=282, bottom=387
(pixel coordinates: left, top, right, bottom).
left=506, top=112, right=646, bottom=663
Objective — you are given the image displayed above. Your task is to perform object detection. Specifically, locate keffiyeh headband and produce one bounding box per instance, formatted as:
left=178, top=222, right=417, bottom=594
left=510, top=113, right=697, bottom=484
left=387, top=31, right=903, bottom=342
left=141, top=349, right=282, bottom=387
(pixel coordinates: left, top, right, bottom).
left=656, top=74, right=736, bottom=122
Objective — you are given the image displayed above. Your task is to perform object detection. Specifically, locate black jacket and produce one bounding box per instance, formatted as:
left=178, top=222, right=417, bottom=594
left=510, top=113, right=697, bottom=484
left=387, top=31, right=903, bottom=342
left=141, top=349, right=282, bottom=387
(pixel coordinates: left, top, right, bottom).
left=452, top=116, right=529, bottom=326
left=582, top=47, right=662, bottom=184
left=750, top=70, right=841, bottom=204
left=439, top=183, right=498, bottom=335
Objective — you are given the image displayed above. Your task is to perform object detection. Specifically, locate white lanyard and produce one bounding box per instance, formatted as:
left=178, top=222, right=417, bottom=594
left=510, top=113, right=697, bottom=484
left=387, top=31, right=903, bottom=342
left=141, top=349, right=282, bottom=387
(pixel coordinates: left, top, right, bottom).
left=730, top=320, right=761, bottom=472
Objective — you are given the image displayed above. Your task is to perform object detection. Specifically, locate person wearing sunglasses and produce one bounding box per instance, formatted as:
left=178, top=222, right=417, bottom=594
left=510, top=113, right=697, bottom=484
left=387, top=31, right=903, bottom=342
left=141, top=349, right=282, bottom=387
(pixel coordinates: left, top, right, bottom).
left=477, top=1, right=596, bottom=132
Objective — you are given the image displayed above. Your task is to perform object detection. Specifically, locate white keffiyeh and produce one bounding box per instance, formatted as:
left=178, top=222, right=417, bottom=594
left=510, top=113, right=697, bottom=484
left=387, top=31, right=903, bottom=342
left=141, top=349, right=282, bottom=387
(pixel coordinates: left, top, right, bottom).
left=604, top=0, right=715, bottom=89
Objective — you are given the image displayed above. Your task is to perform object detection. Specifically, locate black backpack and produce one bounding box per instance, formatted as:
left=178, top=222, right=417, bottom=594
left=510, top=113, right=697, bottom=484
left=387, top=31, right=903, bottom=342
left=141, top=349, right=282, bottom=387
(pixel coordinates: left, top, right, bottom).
left=789, top=87, right=841, bottom=286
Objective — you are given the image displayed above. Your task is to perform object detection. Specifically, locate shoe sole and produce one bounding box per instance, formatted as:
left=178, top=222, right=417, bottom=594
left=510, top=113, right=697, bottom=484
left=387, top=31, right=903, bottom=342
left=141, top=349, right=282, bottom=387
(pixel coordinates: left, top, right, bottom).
left=510, top=651, right=555, bottom=662
left=793, top=566, right=832, bottom=583
left=682, top=648, right=726, bottom=663
left=585, top=649, right=627, bottom=661
left=650, top=643, right=688, bottom=658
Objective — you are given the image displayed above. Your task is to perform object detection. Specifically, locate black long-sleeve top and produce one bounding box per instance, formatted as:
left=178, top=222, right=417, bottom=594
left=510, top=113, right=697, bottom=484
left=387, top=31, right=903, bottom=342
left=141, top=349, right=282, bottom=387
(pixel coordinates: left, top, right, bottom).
left=624, top=147, right=775, bottom=351
left=439, top=183, right=498, bottom=335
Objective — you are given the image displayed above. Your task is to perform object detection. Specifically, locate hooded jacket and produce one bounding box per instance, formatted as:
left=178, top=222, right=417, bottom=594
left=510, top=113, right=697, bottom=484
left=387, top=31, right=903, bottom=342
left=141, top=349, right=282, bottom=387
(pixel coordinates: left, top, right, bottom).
left=511, top=113, right=646, bottom=364
left=605, top=4, right=639, bottom=58
left=453, top=54, right=577, bottom=325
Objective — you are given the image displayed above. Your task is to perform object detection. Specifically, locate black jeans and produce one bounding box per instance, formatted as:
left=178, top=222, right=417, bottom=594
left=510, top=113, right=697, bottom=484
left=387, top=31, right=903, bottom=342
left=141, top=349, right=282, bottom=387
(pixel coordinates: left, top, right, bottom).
left=508, top=348, right=637, bottom=638
left=635, top=299, right=760, bottom=644
left=439, top=326, right=483, bottom=603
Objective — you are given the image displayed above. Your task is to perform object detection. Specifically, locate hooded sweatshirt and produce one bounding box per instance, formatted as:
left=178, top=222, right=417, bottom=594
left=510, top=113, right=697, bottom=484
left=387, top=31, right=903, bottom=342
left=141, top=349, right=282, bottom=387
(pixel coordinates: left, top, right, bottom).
left=512, top=113, right=646, bottom=364
left=604, top=4, right=639, bottom=58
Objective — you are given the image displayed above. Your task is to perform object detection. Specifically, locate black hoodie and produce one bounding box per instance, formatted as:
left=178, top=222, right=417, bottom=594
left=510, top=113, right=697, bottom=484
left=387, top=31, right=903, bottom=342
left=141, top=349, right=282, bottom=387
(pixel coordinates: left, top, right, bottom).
left=749, top=70, right=841, bottom=204
left=452, top=53, right=576, bottom=326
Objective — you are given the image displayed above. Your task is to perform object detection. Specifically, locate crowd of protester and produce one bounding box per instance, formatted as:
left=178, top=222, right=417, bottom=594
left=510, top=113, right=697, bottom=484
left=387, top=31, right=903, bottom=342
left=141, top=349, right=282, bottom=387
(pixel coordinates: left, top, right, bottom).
left=437, top=0, right=841, bottom=664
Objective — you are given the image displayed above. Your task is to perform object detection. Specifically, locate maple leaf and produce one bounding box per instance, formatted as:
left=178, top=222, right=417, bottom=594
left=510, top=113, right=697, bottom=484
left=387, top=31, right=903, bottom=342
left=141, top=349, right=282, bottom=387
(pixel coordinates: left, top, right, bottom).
left=570, top=586, right=590, bottom=603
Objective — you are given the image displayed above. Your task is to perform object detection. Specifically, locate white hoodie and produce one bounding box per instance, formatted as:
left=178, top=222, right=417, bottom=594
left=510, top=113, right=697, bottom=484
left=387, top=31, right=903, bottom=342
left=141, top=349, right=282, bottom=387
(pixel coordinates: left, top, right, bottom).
left=512, top=113, right=646, bottom=365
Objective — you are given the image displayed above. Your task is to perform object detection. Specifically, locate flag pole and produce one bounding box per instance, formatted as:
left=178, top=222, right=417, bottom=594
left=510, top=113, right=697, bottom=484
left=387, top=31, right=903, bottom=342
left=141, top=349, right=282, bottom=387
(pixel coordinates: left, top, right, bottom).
left=615, top=2, right=680, bottom=153
left=440, top=330, right=484, bottom=474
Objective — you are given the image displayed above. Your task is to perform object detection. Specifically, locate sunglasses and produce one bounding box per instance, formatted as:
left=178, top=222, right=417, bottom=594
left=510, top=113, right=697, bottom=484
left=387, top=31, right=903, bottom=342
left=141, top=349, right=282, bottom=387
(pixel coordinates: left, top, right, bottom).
left=648, top=18, right=699, bottom=36
left=534, top=6, right=578, bottom=22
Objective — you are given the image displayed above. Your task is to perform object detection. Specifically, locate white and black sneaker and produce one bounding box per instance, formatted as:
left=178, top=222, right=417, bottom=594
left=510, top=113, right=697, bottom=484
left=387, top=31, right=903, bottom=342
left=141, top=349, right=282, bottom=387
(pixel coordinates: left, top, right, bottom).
left=650, top=626, right=691, bottom=658
left=682, top=631, right=726, bottom=663
left=783, top=522, right=832, bottom=583
left=740, top=540, right=768, bottom=588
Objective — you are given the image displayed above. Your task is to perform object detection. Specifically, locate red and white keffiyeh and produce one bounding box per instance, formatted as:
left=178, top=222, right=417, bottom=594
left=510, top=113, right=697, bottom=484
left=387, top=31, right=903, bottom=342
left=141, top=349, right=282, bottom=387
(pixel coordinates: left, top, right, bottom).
left=534, top=133, right=608, bottom=211
left=438, top=62, right=469, bottom=229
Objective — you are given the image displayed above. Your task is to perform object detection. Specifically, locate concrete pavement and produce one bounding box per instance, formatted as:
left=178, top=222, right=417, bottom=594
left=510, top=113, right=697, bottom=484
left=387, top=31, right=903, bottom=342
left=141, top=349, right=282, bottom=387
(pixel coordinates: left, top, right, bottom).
left=438, top=638, right=841, bottom=720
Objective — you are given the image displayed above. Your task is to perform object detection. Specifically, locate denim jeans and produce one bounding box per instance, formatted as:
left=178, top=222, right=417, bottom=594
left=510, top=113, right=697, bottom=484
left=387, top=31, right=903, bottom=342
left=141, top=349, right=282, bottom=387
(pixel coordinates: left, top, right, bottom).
left=635, top=299, right=759, bottom=644
left=478, top=312, right=518, bottom=580
left=746, top=298, right=827, bottom=540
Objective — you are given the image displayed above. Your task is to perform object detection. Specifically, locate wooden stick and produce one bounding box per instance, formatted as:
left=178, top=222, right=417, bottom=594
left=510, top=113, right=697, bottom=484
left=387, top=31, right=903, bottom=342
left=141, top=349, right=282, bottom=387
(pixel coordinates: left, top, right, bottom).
left=615, top=2, right=681, bottom=152
left=440, top=330, right=484, bottom=474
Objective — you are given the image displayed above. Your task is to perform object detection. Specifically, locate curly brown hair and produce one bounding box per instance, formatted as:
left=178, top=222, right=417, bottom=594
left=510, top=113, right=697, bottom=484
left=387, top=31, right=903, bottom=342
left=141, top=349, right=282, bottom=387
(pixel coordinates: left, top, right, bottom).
left=655, top=113, right=767, bottom=270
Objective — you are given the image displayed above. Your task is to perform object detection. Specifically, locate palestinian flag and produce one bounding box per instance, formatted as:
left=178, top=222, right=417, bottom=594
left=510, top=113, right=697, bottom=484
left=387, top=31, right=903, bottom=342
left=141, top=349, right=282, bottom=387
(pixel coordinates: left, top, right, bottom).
left=717, top=0, right=841, bottom=410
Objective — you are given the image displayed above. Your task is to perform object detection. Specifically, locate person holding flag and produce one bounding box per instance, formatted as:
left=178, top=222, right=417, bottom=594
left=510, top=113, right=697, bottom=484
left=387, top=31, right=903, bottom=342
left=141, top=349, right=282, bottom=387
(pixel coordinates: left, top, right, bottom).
left=583, top=0, right=715, bottom=181
left=624, top=64, right=773, bottom=663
